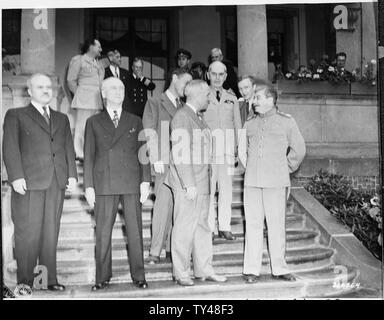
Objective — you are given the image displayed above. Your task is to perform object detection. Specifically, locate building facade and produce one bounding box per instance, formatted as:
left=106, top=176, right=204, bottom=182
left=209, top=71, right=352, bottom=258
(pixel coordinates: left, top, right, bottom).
left=1, top=3, right=379, bottom=181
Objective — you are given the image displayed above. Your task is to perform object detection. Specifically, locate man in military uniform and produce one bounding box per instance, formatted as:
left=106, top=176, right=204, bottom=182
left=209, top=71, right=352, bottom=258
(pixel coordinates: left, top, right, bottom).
left=238, top=85, right=306, bottom=283
left=176, top=48, right=192, bottom=71
left=67, top=39, right=105, bottom=160
left=204, top=61, right=242, bottom=240
left=126, top=57, right=156, bottom=118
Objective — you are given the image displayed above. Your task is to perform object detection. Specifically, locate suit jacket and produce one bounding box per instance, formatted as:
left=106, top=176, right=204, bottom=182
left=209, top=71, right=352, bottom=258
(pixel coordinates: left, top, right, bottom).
left=126, top=73, right=156, bottom=118
left=104, top=66, right=133, bottom=113
left=203, top=88, right=242, bottom=160
left=142, top=93, right=180, bottom=167
left=238, top=99, right=256, bottom=127
left=67, top=54, right=105, bottom=110
left=2, top=104, right=77, bottom=190
left=164, top=105, right=212, bottom=195
left=83, top=109, right=151, bottom=195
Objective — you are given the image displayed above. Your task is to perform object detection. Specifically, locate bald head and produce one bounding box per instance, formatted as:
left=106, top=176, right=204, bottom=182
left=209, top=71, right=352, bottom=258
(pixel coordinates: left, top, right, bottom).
left=208, top=61, right=227, bottom=89
left=27, top=73, right=53, bottom=105
left=101, top=77, right=125, bottom=107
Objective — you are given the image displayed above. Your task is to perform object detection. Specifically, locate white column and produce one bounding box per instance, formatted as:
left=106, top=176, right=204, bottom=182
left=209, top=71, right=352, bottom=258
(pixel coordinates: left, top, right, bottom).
left=237, top=5, right=268, bottom=80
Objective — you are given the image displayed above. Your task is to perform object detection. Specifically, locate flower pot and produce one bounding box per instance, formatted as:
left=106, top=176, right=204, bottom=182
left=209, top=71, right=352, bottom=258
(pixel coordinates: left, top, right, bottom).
left=350, top=82, right=378, bottom=96
left=277, top=79, right=350, bottom=95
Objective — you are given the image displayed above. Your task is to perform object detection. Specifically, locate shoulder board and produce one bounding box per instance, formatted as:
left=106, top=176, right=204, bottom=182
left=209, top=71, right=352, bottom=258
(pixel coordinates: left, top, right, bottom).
left=224, top=89, right=236, bottom=97
left=69, top=55, right=81, bottom=64
left=277, top=110, right=292, bottom=118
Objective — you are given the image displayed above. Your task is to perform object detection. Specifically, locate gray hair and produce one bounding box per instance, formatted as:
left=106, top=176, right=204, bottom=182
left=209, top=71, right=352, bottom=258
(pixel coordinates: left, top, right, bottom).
left=26, top=73, right=51, bottom=89
left=184, top=80, right=208, bottom=99
left=208, top=61, right=227, bottom=73
left=211, top=48, right=222, bottom=56
left=101, top=77, right=124, bottom=93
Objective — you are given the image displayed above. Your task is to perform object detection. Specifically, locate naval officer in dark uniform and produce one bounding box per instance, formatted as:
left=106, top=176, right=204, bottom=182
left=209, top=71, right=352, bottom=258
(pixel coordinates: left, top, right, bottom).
left=126, top=57, right=156, bottom=118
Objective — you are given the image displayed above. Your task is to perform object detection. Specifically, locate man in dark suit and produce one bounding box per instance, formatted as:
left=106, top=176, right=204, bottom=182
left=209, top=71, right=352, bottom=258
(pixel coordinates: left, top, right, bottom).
left=126, top=57, right=156, bottom=118
left=84, top=77, right=151, bottom=291
left=2, top=73, right=77, bottom=292
left=164, top=80, right=227, bottom=286
left=142, top=68, right=192, bottom=264
left=237, top=75, right=268, bottom=126
left=104, top=50, right=132, bottom=112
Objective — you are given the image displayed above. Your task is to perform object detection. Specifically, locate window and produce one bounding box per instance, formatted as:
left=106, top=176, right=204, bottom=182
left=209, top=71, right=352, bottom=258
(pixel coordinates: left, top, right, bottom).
left=2, top=9, right=21, bottom=55
left=93, top=9, right=169, bottom=94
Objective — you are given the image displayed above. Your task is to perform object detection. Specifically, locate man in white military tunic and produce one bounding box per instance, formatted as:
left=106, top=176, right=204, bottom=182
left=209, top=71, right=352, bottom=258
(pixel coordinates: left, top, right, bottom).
left=67, top=39, right=105, bottom=160
left=238, top=85, right=306, bottom=283
left=204, top=61, right=242, bottom=240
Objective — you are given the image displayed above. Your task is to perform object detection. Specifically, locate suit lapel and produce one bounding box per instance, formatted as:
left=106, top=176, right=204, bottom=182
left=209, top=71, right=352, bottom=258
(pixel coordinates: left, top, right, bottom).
left=24, top=104, right=51, bottom=134
left=184, top=105, right=207, bottom=130
left=161, top=93, right=178, bottom=118
left=98, top=110, right=116, bottom=134
left=111, top=110, right=131, bottom=146
left=49, top=108, right=60, bottom=135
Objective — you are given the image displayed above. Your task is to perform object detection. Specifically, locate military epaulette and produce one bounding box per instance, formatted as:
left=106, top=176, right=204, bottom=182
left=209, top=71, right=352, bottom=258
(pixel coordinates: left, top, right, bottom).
left=225, top=89, right=237, bottom=97
left=277, top=110, right=292, bottom=118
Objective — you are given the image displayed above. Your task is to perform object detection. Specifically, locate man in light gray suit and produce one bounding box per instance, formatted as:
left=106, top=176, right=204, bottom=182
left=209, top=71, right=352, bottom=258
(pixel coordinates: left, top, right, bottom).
left=142, top=69, right=192, bottom=264
left=164, top=80, right=227, bottom=286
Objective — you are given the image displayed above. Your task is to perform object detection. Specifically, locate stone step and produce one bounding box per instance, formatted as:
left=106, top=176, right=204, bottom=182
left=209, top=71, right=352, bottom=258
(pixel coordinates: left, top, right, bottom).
left=6, top=247, right=335, bottom=285
left=57, top=213, right=305, bottom=241
left=56, top=229, right=320, bottom=261
left=24, top=265, right=359, bottom=299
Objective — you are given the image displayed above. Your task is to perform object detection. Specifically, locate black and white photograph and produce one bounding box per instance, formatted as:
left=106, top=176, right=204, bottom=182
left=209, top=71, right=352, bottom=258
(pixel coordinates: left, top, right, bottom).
left=1, top=0, right=383, bottom=303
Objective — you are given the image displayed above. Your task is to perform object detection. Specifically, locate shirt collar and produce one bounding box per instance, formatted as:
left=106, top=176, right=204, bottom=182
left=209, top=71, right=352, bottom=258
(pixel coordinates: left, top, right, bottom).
left=186, top=103, right=198, bottom=114
left=106, top=106, right=122, bottom=120
left=165, top=90, right=178, bottom=108
left=31, top=100, right=50, bottom=117
left=258, top=106, right=277, bottom=118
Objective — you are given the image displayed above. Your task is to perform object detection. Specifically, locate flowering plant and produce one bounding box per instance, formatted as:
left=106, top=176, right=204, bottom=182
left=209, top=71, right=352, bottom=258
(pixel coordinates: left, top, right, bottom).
left=305, top=170, right=382, bottom=260
left=361, top=194, right=382, bottom=246
left=352, top=59, right=377, bottom=86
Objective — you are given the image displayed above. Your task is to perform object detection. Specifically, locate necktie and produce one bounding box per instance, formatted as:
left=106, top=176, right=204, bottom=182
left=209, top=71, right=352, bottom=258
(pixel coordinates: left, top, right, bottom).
left=216, top=90, right=221, bottom=102
left=42, top=106, right=50, bottom=125
left=112, top=110, right=119, bottom=128
left=197, top=111, right=203, bottom=121
left=175, top=98, right=182, bottom=109
left=114, top=67, right=119, bottom=78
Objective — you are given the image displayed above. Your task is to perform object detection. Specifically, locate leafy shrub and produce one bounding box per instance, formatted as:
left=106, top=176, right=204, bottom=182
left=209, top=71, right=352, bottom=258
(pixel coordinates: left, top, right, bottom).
left=305, top=169, right=382, bottom=260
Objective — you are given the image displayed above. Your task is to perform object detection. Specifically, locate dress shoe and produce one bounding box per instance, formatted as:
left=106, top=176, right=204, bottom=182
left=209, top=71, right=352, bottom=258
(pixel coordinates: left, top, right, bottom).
left=176, top=278, right=194, bottom=286
left=218, top=231, right=237, bottom=240
left=145, top=255, right=160, bottom=264
left=195, top=274, right=227, bottom=282
left=272, top=273, right=296, bottom=281
left=164, top=251, right=172, bottom=263
left=91, top=281, right=109, bottom=291
left=47, top=283, right=66, bottom=291
left=243, top=274, right=260, bottom=284
left=133, top=280, right=148, bottom=289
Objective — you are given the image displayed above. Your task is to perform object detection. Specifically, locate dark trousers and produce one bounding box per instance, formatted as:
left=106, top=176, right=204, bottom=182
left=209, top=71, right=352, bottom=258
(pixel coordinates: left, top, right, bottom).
left=94, top=194, right=145, bottom=283
left=11, top=175, right=65, bottom=287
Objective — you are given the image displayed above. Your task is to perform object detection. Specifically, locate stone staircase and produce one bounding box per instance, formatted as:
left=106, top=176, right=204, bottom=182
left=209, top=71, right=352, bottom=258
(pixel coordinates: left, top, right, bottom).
left=6, top=162, right=361, bottom=298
